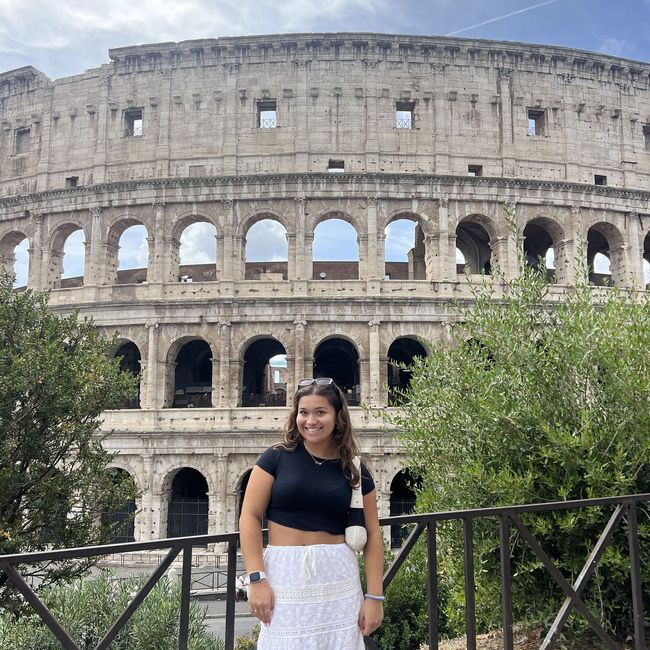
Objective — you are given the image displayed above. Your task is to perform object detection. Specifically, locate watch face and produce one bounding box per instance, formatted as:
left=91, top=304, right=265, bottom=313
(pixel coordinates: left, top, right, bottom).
left=250, top=572, right=261, bottom=583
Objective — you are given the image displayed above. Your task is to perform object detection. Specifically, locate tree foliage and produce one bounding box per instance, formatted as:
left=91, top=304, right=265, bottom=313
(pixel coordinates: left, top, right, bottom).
left=384, top=215, right=650, bottom=638
left=0, top=271, right=139, bottom=608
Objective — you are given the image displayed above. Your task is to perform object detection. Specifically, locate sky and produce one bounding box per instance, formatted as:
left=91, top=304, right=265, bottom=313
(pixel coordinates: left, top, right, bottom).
left=3, top=0, right=650, bottom=284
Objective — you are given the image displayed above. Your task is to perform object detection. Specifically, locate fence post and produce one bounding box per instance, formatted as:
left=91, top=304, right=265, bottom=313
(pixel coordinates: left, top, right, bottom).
left=427, top=520, right=438, bottom=650
left=499, top=515, right=513, bottom=650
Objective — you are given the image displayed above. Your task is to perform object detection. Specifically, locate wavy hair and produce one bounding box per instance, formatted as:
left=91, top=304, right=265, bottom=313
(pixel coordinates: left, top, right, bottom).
left=278, top=381, right=361, bottom=487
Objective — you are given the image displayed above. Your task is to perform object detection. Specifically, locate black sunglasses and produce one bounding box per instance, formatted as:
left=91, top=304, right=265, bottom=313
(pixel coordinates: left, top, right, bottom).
left=298, top=378, right=334, bottom=387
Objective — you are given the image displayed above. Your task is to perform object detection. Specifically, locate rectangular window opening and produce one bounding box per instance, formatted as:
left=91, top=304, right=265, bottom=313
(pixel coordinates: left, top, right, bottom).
left=124, top=108, right=143, bottom=137
left=468, top=164, right=483, bottom=177
left=396, top=101, right=415, bottom=129
left=65, top=176, right=79, bottom=188
left=594, top=174, right=607, bottom=186
left=643, top=124, right=650, bottom=151
left=15, top=128, right=31, bottom=154
left=527, top=109, right=545, bottom=136
left=327, top=159, right=345, bottom=173
left=257, top=99, right=277, bottom=128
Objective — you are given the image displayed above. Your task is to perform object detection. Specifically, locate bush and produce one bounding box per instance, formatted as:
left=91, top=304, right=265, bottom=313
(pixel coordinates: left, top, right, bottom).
left=0, top=572, right=224, bottom=650
left=384, top=209, right=650, bottom=639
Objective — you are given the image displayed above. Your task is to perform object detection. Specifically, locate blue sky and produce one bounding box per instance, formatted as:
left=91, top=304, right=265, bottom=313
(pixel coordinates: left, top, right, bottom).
left=3, top=0, right=650, bottom=283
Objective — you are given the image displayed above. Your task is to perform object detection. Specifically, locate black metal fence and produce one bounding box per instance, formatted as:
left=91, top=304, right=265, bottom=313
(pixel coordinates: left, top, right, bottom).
left=0, top=493, right=647, bottom=650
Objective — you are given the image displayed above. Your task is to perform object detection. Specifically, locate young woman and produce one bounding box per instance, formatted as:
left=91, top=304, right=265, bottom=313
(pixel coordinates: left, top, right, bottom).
left=239, top=378, right=384, bottom=649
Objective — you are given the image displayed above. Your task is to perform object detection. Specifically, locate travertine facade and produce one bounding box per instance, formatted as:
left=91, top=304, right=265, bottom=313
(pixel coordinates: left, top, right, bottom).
left=1, top=33, right=649, bottom=545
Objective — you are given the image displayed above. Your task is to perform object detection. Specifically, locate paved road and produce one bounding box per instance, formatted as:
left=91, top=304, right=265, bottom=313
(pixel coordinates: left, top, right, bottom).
left=201, top=598, right=258, bottom=642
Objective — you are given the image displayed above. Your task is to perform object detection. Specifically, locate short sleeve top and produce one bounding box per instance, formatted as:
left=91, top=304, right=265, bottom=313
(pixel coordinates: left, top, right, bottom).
left=255, top=441, right=375, bottom=535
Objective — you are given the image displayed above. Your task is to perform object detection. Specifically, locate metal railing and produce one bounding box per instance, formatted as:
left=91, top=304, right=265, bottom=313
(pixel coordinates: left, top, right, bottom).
left=0, top=493, right=647, bottom=650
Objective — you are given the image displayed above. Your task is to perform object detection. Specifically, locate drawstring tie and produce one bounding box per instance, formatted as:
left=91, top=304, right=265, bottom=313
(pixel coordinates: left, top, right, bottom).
left=302, top=546, right=317, bottom=581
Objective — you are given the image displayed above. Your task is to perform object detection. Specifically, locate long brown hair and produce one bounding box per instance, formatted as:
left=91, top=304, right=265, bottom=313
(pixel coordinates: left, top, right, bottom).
left=279, top=380, right=361, bottom=487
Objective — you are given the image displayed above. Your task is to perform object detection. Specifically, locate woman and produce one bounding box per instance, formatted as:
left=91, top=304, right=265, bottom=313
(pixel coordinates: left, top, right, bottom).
left=239, top=377, right=384, bottom=649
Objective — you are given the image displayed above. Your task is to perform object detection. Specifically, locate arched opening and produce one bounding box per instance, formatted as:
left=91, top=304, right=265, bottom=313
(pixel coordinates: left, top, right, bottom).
left=167, top=468, right=209, bottom=538
left=48, top=227, right=86, bottom=288
left=390, top=470, right=421, bottom=548
left=387, top=338, right=427, bottom=406
left=114, top=341, right=141, bottom=409
left=173, top=340, right=213, bottom=407
left=523, top=221, right=555, bottom=282
left=313, top=338, right=360, bottom=406
left=178, top=221, right=217, bottom=282
left=313, top=218, right=359, bottom=280
left=456, top=220, right=491, bottom=275
left=102, top=468, right=137, bottom=543
left=0, top=233, right=29, bottom=288
left=245, top=218, right=288, bottom=280
left=384, top=218, right=425, bottom=280
left=587, top=226, right=613, bottom=286
left=117, top=223, right=148, bottom=284
left=239, top=469, right=269, bottom=545
left=241, top=339, right=287, bottom=407
left=643, top=234, right=650, bottom=289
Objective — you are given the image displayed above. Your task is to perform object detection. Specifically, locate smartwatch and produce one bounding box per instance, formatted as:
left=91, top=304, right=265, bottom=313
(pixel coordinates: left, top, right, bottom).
left=248, top=571, right=267, bottom=584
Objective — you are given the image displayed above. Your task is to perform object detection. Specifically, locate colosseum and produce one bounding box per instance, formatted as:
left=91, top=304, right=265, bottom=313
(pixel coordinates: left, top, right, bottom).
left=1, top=33, right=649, bottom=549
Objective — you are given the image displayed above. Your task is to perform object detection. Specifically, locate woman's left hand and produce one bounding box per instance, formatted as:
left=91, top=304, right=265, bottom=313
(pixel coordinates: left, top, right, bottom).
left=358, top=598, right=384, bottom=636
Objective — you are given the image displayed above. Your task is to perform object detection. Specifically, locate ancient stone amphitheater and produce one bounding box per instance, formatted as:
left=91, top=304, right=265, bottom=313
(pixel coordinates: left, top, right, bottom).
left=1, top=33, right=649, bottom=548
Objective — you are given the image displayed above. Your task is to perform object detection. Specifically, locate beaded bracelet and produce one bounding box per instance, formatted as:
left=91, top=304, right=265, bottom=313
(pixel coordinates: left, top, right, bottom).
left=365, top=593, right=385, bottom=601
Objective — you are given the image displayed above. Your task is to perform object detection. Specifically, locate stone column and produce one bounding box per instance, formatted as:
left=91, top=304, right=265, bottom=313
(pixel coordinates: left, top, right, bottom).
left=85, top=207, right=105, bottom=286
left=358, top=234, right=368, bottom=280
left=364, top=196, right=382, bottom=279
left=220, top=200, right=236, bottom=280
left=213, top=455, right=229, bottom=549
left=555, top=204, right=583, bottom=286
left=218, top=322, right=232, bottom=407
left=368, top=320, right=381, bottom=406
left=286, top=233, right=296, bottom=280
left=436, top=197, right=453, bottom=280
left=27, top=211, right=46, bottom=290
left=139, top=453, right=156, bottom=541
left=142, top=321, right=160, bottom=409
left=291, top=319, right=307, bottom=406
left=304, top=233, right=314, bottom=280
left=147, top=202, right=166, bottom=289
left=625, top=211, right=645, bottom=289
left=293, top=197, right=307, bottom=279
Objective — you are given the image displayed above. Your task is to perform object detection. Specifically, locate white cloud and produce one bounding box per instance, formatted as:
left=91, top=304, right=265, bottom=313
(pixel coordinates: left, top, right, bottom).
left=598, top=37, right=628, bottom=58
left=118, top=225, right=148, bottom=269
left=245, top=220, right=288, bottom=262
left=313, top=219, right=358, bottom=261
left=180, top=222, right=217, bottom=265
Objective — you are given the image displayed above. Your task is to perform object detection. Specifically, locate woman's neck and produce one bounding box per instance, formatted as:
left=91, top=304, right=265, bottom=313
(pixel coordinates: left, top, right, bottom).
left=301, top=438, right=338, bottom=459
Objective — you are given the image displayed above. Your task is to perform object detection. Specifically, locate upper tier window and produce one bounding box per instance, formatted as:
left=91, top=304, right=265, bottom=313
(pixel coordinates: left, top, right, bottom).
left=124, top=109, right=143, bottom=137
left=258, top=100, right=277, bottom=128
left=527, top=109, right=545, bottom=136
left=396, top=101, right=414, bottom=129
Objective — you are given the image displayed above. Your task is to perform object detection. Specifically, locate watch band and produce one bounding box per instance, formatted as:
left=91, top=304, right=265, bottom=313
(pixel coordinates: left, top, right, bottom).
left=247, top=570, right=267, bottom=584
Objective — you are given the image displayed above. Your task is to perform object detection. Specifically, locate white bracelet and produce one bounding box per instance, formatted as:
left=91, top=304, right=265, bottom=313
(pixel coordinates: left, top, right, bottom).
left=365, top=593, right=385, bottom=601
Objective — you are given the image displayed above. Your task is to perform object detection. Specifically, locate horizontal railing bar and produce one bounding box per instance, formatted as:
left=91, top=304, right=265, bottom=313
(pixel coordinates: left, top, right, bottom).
left=379, top=493, right=650, bottom=526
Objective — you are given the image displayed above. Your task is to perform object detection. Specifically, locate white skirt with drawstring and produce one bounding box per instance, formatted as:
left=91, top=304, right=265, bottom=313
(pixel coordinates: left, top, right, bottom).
left=256, top=543, right=365, bottom=650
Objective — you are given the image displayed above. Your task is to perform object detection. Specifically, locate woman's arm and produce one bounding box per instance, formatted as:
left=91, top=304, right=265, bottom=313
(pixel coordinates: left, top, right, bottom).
left=239, top=465, right=275, bottom=625
left=358, top=488, right=384, bottom=636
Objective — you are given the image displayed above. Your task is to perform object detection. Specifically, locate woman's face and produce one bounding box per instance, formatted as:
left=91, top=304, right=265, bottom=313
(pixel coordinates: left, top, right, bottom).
left=296, top=394, right=337, bottom=448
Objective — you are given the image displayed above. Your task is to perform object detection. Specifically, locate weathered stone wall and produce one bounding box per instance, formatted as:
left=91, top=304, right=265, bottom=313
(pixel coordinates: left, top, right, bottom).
left=1, top=33, right=650, bottom=547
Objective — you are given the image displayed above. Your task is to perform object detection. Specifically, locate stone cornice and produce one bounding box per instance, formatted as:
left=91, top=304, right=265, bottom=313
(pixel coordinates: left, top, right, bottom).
left=1, top=173, right=649, bottom=216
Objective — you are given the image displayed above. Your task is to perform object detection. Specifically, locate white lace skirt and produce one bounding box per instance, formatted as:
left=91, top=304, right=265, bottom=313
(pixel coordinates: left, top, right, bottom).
left=256, top=543, right=365, bottom=650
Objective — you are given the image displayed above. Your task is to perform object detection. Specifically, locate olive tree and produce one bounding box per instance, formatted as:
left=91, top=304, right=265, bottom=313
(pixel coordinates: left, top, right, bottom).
left=0, top=271, right=139, bottom=610
left=384, top=219, right=649, bottom=639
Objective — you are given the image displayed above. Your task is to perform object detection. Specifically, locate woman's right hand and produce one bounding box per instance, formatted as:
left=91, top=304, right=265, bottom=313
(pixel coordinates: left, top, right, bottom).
left=247, top=580, right=275, bottom=625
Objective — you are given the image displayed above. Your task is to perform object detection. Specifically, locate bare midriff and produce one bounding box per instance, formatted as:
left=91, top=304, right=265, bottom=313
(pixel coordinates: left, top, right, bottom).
left=268, top=520, right=345, bottom=545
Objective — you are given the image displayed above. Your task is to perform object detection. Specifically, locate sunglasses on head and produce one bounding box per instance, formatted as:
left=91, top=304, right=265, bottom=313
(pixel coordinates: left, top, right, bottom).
left=298, top=377, right=334, bottom=387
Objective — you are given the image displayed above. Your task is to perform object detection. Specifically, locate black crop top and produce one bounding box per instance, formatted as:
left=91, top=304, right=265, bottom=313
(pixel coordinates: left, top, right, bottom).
left=255, top=441, right=375, bottom=535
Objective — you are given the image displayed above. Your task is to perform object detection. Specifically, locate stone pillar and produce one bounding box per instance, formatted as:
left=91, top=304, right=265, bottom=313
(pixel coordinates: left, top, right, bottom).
left=220, top=200, right=236, bottom=280
left=291, top=319, right=307, bottom=406
left=218, top=322, right=232, bottom=407
left=286, top=233, right=296, bottom=281
left=437, top=197, right=453, bottom=280
left=359, top=358, right=370, bottom=406
left=147, top=202, right=166, bottom=287
left=27, top=211, right=46, bottom=290
left=555, top=204, right=583, bottom=286
left=304, top=233, right=314, bottom=280
left=86, top=207, right=105, bottom=286
left=624, top=211, right=644, bottom=289
left=491, top=235, right=515, bottom=279
left=210, top=356, right=219, bottom=408
left=293, top=197, right=307, bottom=279
left=139, top=453, right=156, bottom=541
left=368, top=320, right=381, bottom=406
left=364, top=197, right=382, bottom=279
left=213, top=455, right=229, bottom=546
left=358, top=234, right=368, bottom=280
left=142, top=321, right=160, bottom=409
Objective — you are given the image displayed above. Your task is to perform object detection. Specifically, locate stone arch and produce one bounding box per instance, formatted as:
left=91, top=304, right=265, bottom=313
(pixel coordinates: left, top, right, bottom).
left=240, top=336, right=288, bottom=407
left=384, top=213, right=429, bottom=281
left=522, top=216, right=565, bottom=283
left=389, top=469, right=421, bottom=548
left=586, top=221, right=625, bottom=286
left=386, top=337, right=428, bottom=405
left=105, top=217, right=150, bottom=285
left=49, top=221, right=88, bottom=288
left=165, top=335, right=215, bottom=408
left=114, top=340, right=142, bottom=409
left=171, top=212, right=218, bottom=283
left=242, top=212, right=289, bottom=280
left=102, top=467, right=138, bottom=543
left=312, top=211, right=360, bottom=280
left=162, top=467, right=210, bottom=539
left=239, top=208, right=291, bottom=236
left=312, top=335, right=361, bottom=406
left=455, top=214, right=496, bottom=275
left=0, top=230, right=29, bottom=287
